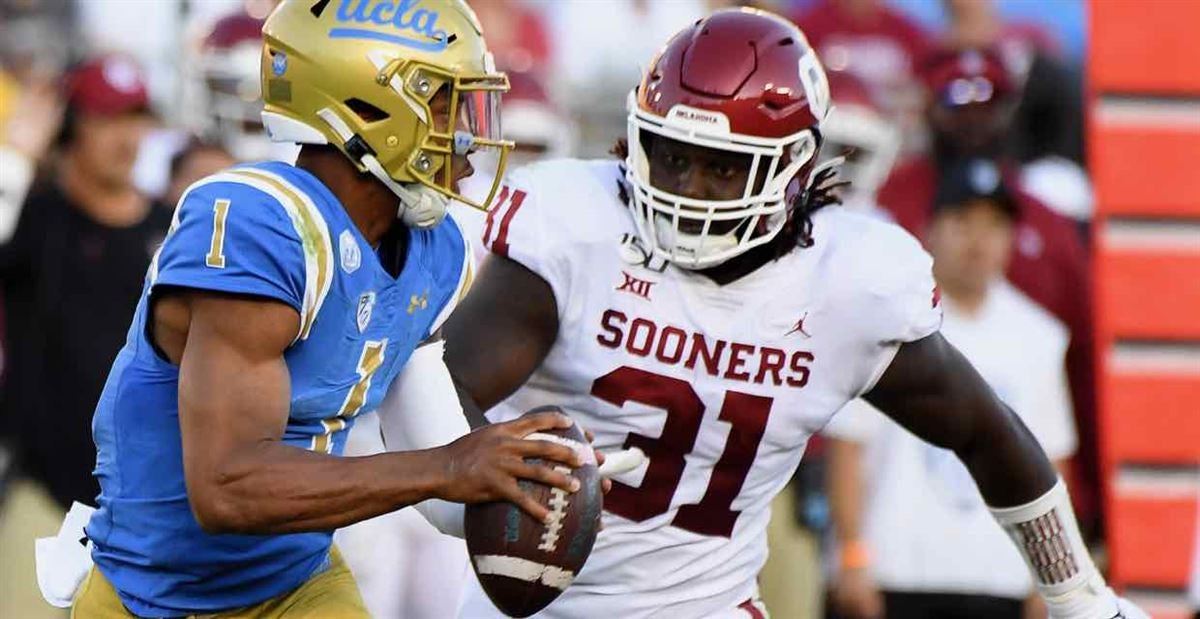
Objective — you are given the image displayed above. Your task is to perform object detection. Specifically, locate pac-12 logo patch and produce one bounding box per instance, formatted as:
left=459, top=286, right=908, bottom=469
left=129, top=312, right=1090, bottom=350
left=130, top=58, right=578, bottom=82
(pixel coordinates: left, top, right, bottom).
left=356, top=291, right=376, bottom=333
left=340, top=229, right=361, bottom=274
left=271, top=51, right=288, bottom=76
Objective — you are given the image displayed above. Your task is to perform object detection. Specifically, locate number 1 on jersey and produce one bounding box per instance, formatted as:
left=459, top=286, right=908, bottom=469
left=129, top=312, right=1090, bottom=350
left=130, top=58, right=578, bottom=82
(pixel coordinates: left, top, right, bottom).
left=206, top=199, right=231, bottom=268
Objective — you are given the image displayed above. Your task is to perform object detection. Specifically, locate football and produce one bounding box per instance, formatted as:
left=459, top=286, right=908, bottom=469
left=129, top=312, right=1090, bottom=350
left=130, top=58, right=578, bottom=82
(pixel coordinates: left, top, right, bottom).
left=464, top=406, right=603, bottom=618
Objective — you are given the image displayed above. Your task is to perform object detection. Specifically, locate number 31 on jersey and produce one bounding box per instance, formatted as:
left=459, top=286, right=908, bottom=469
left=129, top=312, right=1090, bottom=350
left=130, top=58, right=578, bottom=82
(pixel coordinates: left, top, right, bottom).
left=591, top=366, right=774, bottom=538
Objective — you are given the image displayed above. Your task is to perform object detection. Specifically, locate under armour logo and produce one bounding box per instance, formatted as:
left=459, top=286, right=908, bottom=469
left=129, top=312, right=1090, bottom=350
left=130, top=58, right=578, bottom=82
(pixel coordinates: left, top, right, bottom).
left=407, top=291, right=429, bottom=314
left=616, top=271, right=656, bottom=300
left=785, top=312, right=812, bottom=338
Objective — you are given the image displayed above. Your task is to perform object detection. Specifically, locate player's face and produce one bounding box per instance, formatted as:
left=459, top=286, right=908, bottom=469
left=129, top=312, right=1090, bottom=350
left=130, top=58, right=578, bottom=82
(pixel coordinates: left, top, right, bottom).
left=646, top=135, right=768, bottom=234
left=428, top=86, right=474, bottom=190
left=927, top=198, right=1014, bottom=297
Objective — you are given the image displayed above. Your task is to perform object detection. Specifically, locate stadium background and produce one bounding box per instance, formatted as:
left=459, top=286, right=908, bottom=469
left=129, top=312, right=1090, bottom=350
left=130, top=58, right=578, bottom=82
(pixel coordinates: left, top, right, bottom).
left=0, top=0, right=1195, bottom=617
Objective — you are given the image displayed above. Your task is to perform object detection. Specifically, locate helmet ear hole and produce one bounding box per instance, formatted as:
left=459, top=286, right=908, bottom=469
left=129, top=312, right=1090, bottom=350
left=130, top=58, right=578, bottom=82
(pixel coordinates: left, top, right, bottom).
left=344, top=98, right=389, bottom=123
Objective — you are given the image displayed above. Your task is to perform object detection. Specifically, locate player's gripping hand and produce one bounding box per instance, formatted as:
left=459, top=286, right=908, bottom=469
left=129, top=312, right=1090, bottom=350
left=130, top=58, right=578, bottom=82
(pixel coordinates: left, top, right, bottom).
left=432, top=411, right=583, bottom=523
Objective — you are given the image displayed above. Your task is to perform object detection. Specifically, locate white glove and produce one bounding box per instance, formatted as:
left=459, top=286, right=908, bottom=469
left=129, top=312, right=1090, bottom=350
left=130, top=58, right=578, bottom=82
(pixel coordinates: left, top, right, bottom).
left=36, top=502, right=96, bottom=607
left=1045, top=581, right=1149, bottom=619
left=597, top=447, right=645, bottom=478
left=1113, top=596, right=1150, bottom=619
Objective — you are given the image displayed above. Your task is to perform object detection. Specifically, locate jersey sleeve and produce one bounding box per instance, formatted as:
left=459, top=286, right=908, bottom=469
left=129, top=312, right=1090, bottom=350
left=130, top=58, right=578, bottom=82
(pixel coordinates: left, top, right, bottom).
left=151, top=177, right=308, bottom=319
left=843, top=221, right=943, bottom=397
left=822, top=397, right=887, bottom=443
left=478, top=166, right=574, bottom=317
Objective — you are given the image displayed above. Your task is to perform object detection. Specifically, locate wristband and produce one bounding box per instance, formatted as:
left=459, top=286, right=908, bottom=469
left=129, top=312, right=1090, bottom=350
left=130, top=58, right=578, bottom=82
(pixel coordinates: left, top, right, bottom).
left=840, top=538, right=871, bottom=571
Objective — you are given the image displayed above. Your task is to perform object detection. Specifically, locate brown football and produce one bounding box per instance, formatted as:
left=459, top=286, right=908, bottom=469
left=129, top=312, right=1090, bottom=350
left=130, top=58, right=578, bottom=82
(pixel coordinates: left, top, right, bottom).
left=465, top=406, right=603, bottom=618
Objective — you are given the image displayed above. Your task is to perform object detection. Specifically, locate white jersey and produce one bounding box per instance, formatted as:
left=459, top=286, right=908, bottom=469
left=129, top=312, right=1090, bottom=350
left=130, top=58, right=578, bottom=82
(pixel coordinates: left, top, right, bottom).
left=458, top=159, right=942, bottom=619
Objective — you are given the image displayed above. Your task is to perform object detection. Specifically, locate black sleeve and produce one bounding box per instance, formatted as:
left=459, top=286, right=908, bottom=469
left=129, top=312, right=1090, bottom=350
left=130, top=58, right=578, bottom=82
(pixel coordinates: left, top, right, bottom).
left=1010, top=53, right=1086, bottom=164
left=0, top=186, right=46, bottom=280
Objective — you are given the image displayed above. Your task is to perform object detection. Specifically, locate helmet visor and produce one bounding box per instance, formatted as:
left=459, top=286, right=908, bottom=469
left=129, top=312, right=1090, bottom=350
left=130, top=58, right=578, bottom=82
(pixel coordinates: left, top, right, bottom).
left=421, top=74, right=512, bottom=212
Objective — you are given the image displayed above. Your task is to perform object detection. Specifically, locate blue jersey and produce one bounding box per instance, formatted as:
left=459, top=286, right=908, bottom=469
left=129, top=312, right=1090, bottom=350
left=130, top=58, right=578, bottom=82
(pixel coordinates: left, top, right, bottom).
left=86, top=162, right=472, bottom=616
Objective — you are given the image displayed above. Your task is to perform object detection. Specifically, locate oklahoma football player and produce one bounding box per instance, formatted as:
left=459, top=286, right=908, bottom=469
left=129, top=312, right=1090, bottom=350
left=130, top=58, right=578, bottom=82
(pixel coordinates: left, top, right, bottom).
left=441, top=8, right=1145, bottom=619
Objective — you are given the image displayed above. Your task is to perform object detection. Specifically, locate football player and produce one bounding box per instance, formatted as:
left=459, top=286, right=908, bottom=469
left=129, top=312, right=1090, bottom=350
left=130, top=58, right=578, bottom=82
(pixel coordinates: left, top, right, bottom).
left=69, top=2, right=587, bottom=617
left=440, top=9, right=1145, bottom=619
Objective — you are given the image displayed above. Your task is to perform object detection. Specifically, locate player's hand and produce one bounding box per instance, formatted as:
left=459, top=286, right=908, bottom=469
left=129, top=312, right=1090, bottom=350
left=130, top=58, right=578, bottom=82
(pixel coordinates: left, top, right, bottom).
left=831, top=567, right=883, bottom=619
left=432, top=411, right=583, bottom=523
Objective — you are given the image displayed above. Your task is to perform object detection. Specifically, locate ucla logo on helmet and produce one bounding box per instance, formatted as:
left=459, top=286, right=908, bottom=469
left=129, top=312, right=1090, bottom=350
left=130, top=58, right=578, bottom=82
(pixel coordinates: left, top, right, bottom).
left=329, top=0, right=449, bottom=52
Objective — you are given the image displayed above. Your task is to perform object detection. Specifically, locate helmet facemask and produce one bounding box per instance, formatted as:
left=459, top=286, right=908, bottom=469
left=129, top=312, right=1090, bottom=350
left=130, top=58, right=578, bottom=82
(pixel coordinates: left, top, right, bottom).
left=624, top=91, right=820, bottom=270
left=335, top=53, right=511, bottom=216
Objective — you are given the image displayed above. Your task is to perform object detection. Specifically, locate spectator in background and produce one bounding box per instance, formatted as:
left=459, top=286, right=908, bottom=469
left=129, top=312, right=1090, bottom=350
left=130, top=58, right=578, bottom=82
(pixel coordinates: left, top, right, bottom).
left=470, top=0, right=553, bottom=76
left=825, top=159, right=1076, bottom=619
left=818, top=69, right=902, bottom=213
left=158, top=138, right=235, bottom=211
left=0, top=54, right=168, bottom=512
left=181, top=10, right=297, bottom=164
left=0, top=71, right=64, bottom=482
left=543, top=0, right=708, bottom=156
left=941, top=0, right=1092, bottom=224
left=875, top=47, right=1099, bottom=537
left=792, top=0, right=932, bottom=151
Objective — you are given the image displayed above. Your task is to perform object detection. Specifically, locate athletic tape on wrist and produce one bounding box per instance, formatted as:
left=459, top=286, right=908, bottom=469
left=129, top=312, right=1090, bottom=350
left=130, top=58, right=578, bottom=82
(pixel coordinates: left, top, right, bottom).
left=989, top=477, right=1120, bottom=618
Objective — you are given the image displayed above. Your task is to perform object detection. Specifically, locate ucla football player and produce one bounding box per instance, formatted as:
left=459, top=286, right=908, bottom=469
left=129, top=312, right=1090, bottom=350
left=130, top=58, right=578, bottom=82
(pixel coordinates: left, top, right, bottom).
left=71, top=2, right=587, bottom=616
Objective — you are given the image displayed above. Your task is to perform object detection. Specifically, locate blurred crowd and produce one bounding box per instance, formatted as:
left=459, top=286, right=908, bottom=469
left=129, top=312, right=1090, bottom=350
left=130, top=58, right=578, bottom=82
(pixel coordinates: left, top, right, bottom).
left=0, top=0, right=1137, bottom=618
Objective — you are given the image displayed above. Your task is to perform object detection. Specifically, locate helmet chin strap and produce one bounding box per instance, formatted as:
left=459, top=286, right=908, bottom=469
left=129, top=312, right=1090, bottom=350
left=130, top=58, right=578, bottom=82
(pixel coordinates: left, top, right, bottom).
left=316, top=108, right=449, bottom=229
left=359, top=153, right=449, bottom=229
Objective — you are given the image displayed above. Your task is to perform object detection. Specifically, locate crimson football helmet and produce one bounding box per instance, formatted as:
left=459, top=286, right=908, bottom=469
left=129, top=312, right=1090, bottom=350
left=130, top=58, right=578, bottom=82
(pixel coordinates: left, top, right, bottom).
left=182, top=13, right=279, bottom=160
left=625, top=8, right=832, bottom=269
left=820, top=70, right=900, bottom=204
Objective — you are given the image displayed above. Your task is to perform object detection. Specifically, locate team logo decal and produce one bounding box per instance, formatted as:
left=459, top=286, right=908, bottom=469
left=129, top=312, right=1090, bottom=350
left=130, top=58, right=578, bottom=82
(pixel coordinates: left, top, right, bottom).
left=407, top=289, right=429, bottom=314
left=785, top=311, right=812, bottom=338
left=325, top=0, right=450, bottom=52
left=271, top=51, right=288, bottom=77
left=615, top=270, right=656, bottom=301
left=356, top=291, right=376, bottom=333
left=339, top=229, right=361, bottom=274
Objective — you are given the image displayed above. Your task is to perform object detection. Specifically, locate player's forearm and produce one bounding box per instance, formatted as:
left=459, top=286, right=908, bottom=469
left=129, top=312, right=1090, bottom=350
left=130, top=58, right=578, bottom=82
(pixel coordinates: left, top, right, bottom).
left=956, top=399, right=1058, bottom=508
left=189, top=442, right=448, bottom=534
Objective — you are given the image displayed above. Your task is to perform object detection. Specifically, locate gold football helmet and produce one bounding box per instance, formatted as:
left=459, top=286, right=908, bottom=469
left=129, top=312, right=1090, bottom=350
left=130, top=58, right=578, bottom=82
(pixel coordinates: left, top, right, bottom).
left=260, top=0, right=513, bottom=223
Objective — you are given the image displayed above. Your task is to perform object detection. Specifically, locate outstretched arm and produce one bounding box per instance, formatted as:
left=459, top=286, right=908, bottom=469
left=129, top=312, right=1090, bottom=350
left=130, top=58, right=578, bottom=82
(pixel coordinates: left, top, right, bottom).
left=866, top=332, right=1143, bottom=619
